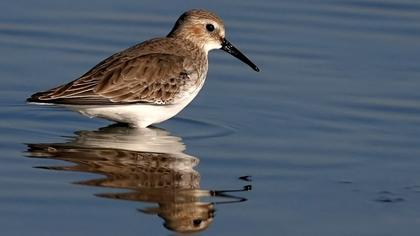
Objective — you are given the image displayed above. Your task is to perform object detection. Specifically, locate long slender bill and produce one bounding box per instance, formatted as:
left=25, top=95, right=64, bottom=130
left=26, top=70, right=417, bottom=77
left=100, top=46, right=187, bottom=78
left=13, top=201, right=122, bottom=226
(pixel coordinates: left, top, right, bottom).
left=221, top=38, right=260, bottom=72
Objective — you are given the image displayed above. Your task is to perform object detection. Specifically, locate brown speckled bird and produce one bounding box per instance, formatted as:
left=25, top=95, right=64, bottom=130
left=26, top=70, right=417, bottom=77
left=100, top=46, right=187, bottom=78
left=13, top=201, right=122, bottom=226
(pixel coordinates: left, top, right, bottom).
left=27, top=9, right=259, bottom=127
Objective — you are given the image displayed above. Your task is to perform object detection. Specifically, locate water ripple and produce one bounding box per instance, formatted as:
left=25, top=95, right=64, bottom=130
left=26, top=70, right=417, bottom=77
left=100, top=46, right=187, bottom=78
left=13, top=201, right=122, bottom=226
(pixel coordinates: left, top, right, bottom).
left=169, top=117, right=236, bottom=140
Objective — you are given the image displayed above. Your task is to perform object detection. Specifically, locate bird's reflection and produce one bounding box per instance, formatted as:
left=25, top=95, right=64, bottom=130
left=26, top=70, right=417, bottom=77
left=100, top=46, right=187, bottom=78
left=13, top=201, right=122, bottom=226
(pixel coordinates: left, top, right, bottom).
left=26, top=124, right=250, bottom=233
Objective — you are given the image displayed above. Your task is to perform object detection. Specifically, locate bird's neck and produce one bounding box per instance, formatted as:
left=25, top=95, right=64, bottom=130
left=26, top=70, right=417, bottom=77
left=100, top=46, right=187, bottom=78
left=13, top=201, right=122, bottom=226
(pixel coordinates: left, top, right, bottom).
left=167, top=32, right=208, bottom=55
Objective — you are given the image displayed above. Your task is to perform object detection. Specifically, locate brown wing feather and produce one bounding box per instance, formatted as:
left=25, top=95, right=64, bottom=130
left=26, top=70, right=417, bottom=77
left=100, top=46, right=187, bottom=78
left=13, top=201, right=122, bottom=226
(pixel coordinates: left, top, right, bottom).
left=28, top=53, right=189, bottom=105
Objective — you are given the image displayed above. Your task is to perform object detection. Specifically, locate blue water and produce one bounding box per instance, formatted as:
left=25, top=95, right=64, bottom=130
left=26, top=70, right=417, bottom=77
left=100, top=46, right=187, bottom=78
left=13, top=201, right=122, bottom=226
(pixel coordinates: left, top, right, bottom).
left=1, top=0, right=420, bottom=235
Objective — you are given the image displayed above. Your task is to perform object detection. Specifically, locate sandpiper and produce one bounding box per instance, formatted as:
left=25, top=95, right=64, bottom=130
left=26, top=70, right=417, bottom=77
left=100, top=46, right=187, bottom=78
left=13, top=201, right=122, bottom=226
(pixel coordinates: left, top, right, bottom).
left=27, top=9, right=259, bottom=127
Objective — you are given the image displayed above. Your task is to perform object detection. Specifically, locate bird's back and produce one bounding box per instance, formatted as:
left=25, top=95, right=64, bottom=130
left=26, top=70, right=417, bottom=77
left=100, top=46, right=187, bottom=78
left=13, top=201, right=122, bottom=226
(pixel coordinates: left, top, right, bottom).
left=27, top=37, right=207, bottom=105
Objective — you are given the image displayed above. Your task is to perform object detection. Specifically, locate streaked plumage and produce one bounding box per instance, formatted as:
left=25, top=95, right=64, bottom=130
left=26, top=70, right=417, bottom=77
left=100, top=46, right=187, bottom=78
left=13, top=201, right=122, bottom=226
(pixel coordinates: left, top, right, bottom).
left=27, top=9, right=259, bottom=127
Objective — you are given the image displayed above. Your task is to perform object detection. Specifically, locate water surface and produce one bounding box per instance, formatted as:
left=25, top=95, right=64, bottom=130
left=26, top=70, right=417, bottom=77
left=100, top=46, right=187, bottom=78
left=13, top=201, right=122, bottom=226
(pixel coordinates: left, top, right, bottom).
left=1, top=0, right=420, bottom=235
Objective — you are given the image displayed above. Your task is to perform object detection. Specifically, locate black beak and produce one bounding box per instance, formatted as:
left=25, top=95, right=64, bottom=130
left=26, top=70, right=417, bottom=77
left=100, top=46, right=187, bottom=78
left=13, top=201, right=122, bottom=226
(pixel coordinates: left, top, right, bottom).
left=221, top=38, right=260, bottom=72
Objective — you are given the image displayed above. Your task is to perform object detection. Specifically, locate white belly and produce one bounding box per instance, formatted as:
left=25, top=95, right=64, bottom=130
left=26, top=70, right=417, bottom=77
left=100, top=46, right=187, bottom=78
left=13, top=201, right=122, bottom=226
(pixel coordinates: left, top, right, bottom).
left=66, top=82, right=204, bottom=128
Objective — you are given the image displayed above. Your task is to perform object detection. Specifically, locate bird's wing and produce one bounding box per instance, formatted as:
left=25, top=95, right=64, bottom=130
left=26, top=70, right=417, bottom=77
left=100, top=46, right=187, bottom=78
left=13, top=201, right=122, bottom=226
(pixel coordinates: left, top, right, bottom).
left=28, top=53, right=190, bottom=105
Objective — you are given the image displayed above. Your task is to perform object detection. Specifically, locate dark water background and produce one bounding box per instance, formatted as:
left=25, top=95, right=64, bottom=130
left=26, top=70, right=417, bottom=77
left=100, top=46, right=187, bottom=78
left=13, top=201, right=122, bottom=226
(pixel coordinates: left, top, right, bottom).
left=1, top=0, right=420, bottom=235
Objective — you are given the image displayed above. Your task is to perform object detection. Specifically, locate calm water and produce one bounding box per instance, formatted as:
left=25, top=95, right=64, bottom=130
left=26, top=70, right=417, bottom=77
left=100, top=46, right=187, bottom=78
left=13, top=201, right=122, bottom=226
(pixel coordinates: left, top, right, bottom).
left=1, top=0, right=420, bottom=235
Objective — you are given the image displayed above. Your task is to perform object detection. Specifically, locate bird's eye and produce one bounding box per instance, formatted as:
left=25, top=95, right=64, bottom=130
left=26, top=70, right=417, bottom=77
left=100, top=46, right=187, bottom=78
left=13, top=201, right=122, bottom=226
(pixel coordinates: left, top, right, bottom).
left=193, top=219, right=202, bottom=227
left=206, top=24, right=215, bottom=32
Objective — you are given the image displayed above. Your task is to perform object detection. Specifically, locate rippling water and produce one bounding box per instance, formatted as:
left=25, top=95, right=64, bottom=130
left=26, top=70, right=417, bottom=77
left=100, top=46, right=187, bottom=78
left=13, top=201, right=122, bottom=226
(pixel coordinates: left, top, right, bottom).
left=1, top=0, right=420, bottom=235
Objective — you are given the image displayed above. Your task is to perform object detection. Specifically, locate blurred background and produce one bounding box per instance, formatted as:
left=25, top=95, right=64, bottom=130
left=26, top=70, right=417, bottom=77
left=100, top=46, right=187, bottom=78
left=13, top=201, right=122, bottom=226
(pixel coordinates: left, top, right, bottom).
left=1, top=0, right=420, bottom=235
